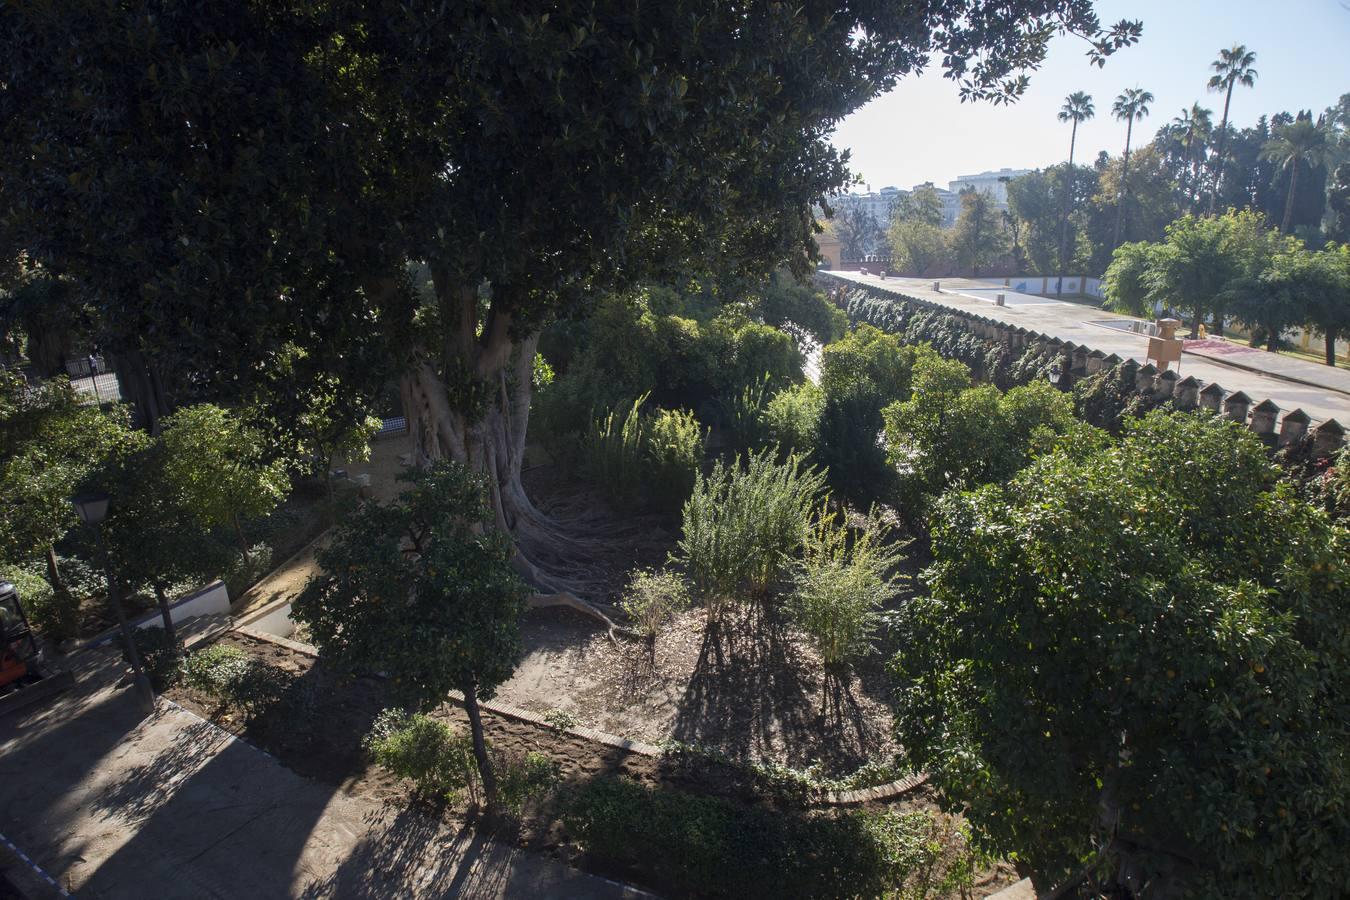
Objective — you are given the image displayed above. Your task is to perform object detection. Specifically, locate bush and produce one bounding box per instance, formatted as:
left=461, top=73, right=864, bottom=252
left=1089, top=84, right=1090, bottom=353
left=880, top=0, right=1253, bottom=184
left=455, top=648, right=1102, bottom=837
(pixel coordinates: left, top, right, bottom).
left=584, top=395, right=648, bottom=510
left=619, top=569, right=692, bottom=643
left=125, top=626, right=182, bottom=690
left=676, top=449, right=825, bottom=617
left=719, top=375, right=771, bottom=451
left=497, top=751, right=562, bottom=813
left=365, top=710, right=559, bottom=812
left=224, top=543, right=274, bottom=600
left=182, top=643, right=291, bottom=716
left=363, top=709, right=478, bottom=803
left=762, top=381, right=824, bottom=455
left=0, top=564, right=79, bottom=641
left=790, top=507, right=905, bottom=673
left=644, top=408, right=706, bottom=512
left=563, top=777, right=981, bottom=899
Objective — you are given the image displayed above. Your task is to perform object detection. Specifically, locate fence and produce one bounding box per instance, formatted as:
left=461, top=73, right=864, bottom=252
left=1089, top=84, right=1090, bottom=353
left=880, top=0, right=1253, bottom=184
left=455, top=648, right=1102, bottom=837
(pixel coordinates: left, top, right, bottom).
left=64, top=353, right=123, bottom=404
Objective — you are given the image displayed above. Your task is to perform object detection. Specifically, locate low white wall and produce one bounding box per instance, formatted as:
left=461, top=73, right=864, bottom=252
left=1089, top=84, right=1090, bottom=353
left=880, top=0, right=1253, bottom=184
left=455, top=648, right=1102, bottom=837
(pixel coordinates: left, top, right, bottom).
left=1006, top=274, right=1103, bottom=298
left=85, top=580, right=231, bottom=648
left=134, top=580, right=230, bottom=631
left=246, top=602, right=297, bottom=639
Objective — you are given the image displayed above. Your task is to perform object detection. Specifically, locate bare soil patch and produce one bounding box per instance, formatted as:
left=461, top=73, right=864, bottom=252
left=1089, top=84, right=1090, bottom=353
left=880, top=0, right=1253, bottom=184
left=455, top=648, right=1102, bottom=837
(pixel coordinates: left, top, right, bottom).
left=500, top=602, right=899, bottom=775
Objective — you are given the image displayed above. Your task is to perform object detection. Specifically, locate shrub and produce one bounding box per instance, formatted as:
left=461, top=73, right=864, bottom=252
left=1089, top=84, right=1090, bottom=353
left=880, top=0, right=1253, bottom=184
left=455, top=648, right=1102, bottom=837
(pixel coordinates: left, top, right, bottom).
left=585, top=395, right=649, bottom=509
left=363, top=709, right=478, bottom=803
left=762, top=381, right=824, bottom=455
left=183, top=643, right=291, bottom=716
left=563, top=777, right=981, bottom=899
left=0, top=564, right=79, bottom=641
left=676, top=450, right=825, bottom=617
left=497, top=751, right=562, bottom=813
left=619, top=569, right=692, bottom=643
left=224, top=543, right=274, bottom=600
left=644, top=408, right=705, bottom=512
left=125, top=626, right=182, bottom=690
left=790, top=507, right=905, bottom=673
left=719, top=374, right=771, bottom=451
left=726, top=322, right=802, bottom=394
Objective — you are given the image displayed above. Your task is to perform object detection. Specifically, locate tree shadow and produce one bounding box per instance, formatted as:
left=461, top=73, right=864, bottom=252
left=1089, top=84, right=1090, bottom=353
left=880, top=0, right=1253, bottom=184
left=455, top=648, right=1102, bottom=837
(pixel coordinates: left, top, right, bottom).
left=669, top=600, right=820, bottom=767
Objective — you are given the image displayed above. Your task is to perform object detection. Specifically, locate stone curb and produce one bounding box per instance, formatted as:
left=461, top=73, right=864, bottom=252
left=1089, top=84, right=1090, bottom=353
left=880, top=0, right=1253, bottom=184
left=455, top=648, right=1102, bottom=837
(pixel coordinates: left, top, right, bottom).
left=229, top=624, right=928, bottom=807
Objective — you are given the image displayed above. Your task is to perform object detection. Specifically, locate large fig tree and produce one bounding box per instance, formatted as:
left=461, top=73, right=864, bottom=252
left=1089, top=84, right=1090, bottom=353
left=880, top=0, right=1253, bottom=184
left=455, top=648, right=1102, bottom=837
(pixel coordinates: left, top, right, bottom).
left=0, top=1, right=1139, bottom=597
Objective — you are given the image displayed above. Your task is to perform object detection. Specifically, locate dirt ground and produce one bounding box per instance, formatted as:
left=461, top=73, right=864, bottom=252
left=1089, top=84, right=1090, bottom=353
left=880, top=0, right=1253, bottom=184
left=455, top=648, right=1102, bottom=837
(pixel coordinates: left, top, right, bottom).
left=498, top=603, right=899, bottom=775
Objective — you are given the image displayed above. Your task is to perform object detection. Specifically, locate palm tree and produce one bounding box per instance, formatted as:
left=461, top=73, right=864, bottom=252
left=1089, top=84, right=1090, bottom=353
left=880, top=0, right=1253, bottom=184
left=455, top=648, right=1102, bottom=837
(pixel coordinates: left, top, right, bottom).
left=1261, top=118, right=1329, bottom=232
left=1205, top=44, right=1258, bottom=213
left=1172, top=103, right=1213, bottom=210
left=1111, top=87, right=1154, bottom=250
left=1055, top=91, right=1094, bottom=295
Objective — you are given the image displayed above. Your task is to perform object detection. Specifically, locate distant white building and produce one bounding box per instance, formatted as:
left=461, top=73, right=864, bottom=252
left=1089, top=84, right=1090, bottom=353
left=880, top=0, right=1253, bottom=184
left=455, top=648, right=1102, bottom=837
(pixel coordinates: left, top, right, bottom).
left=828, top=185, right=902, bottom=226
left=947, top=168, right=1031, bottom=209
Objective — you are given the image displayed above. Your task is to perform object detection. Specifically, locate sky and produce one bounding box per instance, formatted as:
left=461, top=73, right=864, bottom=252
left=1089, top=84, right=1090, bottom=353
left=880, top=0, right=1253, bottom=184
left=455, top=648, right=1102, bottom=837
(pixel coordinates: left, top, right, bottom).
left=830, top=0, right=1350, bottom=192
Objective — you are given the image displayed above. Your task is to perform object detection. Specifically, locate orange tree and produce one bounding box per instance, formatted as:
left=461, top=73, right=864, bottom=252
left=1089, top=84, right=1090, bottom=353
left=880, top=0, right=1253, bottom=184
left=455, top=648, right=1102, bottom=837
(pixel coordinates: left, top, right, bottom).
left=292, top=462, right=528, bottom=813
left=893, top=410, right=1350, bottom=897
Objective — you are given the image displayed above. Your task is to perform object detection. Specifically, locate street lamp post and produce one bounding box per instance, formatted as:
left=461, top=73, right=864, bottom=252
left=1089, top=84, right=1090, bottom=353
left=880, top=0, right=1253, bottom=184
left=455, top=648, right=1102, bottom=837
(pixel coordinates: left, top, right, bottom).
left=71, top=490, right=155, bottom=714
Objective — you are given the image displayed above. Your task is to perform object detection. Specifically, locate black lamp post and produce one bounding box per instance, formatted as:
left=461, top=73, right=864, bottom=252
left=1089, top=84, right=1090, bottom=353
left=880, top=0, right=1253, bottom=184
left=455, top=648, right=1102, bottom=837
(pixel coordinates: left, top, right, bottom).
left=72, top=490, right=155, bottom=714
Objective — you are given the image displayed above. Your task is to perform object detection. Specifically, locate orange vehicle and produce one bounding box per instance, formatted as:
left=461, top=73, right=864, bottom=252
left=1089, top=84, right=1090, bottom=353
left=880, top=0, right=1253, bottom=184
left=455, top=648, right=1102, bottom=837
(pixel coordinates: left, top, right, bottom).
left=0, top=580, right=72, bottom=712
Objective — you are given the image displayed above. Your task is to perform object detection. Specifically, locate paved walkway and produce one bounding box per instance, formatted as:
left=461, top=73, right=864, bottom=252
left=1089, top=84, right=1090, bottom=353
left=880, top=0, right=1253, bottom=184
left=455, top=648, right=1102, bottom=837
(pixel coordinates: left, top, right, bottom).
left=831, top=272, right=1350, bottom=424
left=0, top=651, right=647, bottom=899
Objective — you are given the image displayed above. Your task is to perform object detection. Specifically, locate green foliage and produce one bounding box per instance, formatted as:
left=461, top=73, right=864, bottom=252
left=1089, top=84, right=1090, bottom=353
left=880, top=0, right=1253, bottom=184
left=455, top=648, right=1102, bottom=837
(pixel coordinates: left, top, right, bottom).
left=816, top=325, right=920, bottom=501
left=887, top=220, right=949, bottom=277
left=818, top=324, right=915, bottom=402
left=581, top=397, right=706, bottom=512
left=158, top=405, right=290, bottom=551
left=497, top=751, right=562, bottom=814
left=789, top=507, right=905, bottom=671
left=125, top=626, right=182, bottom=691
left=885, top=375, right=1084, bottom=518
left=96, top=433, right=237, bottom=605
left=0, top=373, right=142, bottom=574
left=949, top=188, right=1008, bottom=275
left=676, top=450, right=825, bottom=617
left=294, top=462, right=529, bottom=712
left=619, top=569, right=692, bottom=643
left=895, top=411, right=1350, bottom=896
left=223, top=544, right=275, bottom=601
left=563, top=777, right=983, bottom=899
left=753, top=271, right=847, bottom=344
left=364, top=710, right=559, bottom=812
left=363, top=709, right=477, bottom=803
left=183, top=644, right=292, bottom=717
left=644, top=408, right=706, bottom=512
left=762, top=381, right=825, bottom=455
left=0, top=563, right=77, bottom=641
left=585, top=395, right=649, bottom=510
left=720, top=375, right=771, bottom=452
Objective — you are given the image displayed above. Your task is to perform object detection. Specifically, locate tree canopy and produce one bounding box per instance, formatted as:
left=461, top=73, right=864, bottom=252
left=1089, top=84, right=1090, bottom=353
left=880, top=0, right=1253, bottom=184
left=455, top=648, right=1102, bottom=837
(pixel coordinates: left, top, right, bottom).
left=895, top=410, right=1350, bottom=897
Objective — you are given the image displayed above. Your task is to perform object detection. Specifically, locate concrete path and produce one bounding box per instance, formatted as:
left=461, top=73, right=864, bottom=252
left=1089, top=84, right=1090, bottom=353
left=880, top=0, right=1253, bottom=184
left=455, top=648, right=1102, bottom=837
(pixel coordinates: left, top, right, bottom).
left=831, top=272, right=1350, bottom=424
left=0, top=651, right=648, bottom=899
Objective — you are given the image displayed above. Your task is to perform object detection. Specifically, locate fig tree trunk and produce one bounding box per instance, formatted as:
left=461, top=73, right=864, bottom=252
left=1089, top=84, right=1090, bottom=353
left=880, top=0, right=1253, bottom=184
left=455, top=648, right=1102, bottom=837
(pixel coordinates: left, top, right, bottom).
left=401, top=272, right=615, bottom=607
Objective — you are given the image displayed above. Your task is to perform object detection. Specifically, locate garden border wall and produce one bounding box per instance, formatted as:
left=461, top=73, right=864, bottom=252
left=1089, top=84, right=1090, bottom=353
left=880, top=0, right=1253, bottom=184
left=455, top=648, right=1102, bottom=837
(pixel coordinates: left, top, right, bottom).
left=819, top=273, right=1347, bottom=457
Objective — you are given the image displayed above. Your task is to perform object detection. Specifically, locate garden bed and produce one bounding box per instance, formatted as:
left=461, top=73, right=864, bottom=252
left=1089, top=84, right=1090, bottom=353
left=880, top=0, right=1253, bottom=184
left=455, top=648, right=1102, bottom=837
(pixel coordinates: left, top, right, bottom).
left=165, top=631, right=1017, bottom=897
left=499, top=603, right=899, bottom=775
